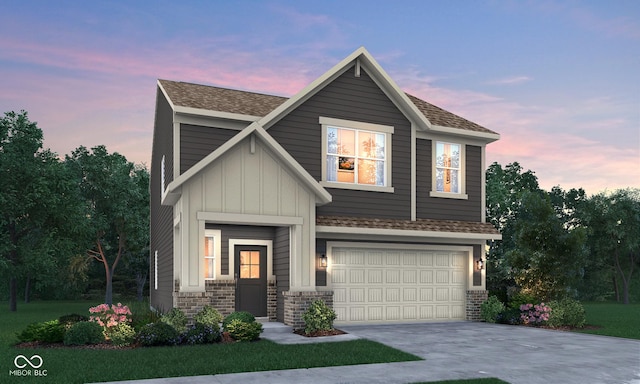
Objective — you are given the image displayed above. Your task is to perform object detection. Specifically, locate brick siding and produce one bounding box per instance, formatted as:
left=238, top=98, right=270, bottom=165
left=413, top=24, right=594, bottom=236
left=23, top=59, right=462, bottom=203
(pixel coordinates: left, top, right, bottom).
left=283, top=290, right=334, bottom=329
left=466, top=290, right=488, bottom=321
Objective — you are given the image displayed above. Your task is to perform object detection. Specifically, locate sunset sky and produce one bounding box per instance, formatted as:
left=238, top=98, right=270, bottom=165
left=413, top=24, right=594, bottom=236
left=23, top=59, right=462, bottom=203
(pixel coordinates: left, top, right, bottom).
left=1, top=0, right=638, bottom=195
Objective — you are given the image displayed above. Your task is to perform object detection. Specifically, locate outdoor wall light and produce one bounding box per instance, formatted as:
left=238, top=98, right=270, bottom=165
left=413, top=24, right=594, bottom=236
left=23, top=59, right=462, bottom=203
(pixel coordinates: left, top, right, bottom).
left=476, top=258, right=484, bottom=271
left=320, top=254, right=327, bottom=268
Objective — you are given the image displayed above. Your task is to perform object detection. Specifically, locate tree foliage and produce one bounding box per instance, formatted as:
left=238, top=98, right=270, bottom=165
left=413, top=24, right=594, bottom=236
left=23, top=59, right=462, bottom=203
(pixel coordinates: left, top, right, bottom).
left=486, top=161, right=639, bottom=304
left=66, top=145, right=149, bottom=305
left=0, top=111, right=85, bottom=311
left=506, top=191, right=586, bottom=300
left=583, top=189, right=640, bottom=304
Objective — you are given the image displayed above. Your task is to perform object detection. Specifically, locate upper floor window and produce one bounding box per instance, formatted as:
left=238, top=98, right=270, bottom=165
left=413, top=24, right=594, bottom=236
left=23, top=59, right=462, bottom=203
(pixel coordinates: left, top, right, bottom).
left=320, top=117, right=394, bottom=193
left=431, top=141, right=468, bottom=199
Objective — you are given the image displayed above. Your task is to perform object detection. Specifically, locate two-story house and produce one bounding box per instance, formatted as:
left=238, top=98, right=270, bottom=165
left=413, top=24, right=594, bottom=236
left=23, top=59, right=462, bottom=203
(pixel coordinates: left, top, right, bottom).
left=150, top=47, right=501, bottom=328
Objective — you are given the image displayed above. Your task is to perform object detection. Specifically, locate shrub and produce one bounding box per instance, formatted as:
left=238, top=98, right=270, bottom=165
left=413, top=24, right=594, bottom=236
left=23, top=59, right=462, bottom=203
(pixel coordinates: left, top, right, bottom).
left=480, top=296, right=505, bottom=323
left=58, top=314, right=89, bottom=327
left=130, top=306, right=162, bottom=331
left=547, top=298, right=586, bottom=328
left=195, top=305, right=223, bottom=327
left=519, top=303, right=551, bottom=325
left=137, top=322, right=179, bottom=346
left=222, top=311, right=255, bottom=331
left=302, top=300, right=336, bottom=334
left=64, top=321, right=105, bottom=345
left=89, top=303, right=132, bottom=337
left=508, top=291, right=539, bottom=310
left=225, top=319, right=262, bottom=341
left=160, top=308, right=188, bottom=333
left=16, top=320, right=66, bottom=343
left=109, top=322, right=137, bottom=347
left=180, top=323, right=221, bottom=345
left=496, top=308, right=522, bottom=325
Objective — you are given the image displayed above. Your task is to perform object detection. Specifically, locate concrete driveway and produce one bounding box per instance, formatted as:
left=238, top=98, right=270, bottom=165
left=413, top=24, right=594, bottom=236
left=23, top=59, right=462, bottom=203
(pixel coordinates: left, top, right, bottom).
left=102, top=322, right=640, bottom=384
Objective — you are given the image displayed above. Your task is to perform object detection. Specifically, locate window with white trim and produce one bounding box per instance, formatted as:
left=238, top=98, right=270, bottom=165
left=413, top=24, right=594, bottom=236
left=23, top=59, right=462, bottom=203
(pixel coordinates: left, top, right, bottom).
left=204, top=231, right=216, bottom=279
left=436, top=142, right=460, bottom=193
left=431, top=141, right=467, bottom=199
left=320, top=117, right=393, bottom=192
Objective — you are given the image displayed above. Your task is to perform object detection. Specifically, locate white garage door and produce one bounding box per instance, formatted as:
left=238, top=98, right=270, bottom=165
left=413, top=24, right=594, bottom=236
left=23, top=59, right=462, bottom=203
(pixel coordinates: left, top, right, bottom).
left=331, top=247, right=467, bottom=323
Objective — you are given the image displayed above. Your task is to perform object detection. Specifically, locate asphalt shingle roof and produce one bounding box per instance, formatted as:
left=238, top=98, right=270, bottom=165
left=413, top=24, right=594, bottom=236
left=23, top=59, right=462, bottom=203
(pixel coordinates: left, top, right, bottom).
left=159, top=79, right=498, bottom=135
left=316, top=215, right=500, bottom=235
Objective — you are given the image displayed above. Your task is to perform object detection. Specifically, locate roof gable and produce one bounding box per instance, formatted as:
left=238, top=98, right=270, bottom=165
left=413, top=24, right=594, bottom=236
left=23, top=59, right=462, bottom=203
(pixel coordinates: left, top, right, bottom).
left=158, top=48, right=499, bottom=141
left=163, top=123, right=332, bottom=206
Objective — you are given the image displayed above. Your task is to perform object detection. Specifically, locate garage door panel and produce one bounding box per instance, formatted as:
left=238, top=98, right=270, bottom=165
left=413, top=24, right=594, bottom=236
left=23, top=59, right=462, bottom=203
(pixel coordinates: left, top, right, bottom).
left=369, top=288, right=383, bottom=302
left=403, top=306, right=417, bottom=320
left=332, top=269, right=346, bottom=284
left=386, top=270, right=400, bottom=283
left=420, top=288, right=433, bottom=301
left=369, top=306, right=383, bottom=321
left=436, top=287, right=449, bottom=301
left=436, top=270, right=450, bottom=284
left=386, top=287, right=400, bottom=302
left=403, top=270, right=417, bottom=283
left=368, top=270, right=383, bottom=283
left=349, top=269, right=365, bottom=284
left=350, top=288, right=365, bottom=303
left=420, top=270, right=433, bottom=283
left=332, top=247, right=467, bottom=323
left=420, top=305, right=434, bottom=319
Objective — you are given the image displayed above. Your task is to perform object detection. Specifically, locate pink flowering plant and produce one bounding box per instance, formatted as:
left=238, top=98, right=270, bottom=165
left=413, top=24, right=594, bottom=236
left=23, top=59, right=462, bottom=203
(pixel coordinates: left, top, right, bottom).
left=519, top=303, right=551, bottom=325
left=89, top=303, right=132, bottom=338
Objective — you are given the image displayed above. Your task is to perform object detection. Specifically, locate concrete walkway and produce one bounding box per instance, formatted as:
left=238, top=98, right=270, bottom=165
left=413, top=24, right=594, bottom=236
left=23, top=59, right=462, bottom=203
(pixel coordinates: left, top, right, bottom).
left=100, top=322, right=640, bottom=384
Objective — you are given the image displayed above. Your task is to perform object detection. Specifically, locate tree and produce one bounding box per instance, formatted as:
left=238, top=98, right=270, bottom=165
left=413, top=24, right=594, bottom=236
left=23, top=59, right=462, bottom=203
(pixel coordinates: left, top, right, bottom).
left=0, top=111, right=83, bottom=310
left=506, top=191, right=587, bottom=300
left=66, top=145, right=149, bottom=305
left=585, top=189, right=640, bottom=304
left=485, top=162, right=541, bottom=299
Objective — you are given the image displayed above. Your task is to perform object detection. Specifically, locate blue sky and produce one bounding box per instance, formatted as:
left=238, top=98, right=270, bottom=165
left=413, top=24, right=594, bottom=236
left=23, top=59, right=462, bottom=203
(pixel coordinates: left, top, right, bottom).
left=1, top=0, right=638, bottom=194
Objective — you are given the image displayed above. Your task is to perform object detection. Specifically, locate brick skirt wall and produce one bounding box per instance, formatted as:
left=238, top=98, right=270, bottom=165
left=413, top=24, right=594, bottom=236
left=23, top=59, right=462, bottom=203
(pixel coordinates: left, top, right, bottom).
left=283, top=290, right=334, bottom=329
left=466, top=290, right=488, bottom=321
left=173, top=280, right=278, bottom=322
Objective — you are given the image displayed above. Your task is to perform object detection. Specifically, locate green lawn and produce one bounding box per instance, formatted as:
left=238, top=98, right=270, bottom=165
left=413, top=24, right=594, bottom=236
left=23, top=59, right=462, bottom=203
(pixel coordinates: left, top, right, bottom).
left=580, top=302, right=640, bottom=339
left=0, top=300, right=420, bottom=383
left=2, top=300, right=637, bottom=383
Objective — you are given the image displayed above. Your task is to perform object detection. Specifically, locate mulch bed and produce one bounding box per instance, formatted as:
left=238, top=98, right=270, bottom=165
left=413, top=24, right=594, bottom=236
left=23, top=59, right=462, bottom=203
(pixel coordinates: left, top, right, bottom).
left=14, top=341, right=137, bottom=350
left=293, top=328, right=347, bottom=337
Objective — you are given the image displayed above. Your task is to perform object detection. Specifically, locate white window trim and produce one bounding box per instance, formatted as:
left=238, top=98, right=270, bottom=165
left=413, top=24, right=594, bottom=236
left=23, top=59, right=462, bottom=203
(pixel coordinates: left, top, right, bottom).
left=204, top=229, right=221, bottom=280
left=430, top=140, right=468, bottom=200
left=319, top=116, right=394, bottom=193
left=228, top=239, right=274, bottom=281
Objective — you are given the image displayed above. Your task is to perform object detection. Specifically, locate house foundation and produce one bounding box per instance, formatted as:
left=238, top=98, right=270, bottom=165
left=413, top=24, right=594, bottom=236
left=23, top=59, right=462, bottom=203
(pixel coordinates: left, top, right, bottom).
left=283, top=290, right=334, bottom=329
left=466, top=290, right=488, bottom=321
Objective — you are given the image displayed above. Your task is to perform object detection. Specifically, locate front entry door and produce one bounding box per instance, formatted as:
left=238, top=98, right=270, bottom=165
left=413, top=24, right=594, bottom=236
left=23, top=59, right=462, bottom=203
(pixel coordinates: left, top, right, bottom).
left=234, top=245, right=267, bottom=317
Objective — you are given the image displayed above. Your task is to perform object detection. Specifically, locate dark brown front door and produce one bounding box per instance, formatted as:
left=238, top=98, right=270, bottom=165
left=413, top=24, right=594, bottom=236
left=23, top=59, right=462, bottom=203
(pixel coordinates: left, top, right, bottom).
left=235, top=245, right=267, bottom=317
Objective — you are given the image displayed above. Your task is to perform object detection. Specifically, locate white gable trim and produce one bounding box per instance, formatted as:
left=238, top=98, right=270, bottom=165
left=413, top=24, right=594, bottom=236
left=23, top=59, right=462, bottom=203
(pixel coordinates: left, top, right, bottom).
left=163, top=123, right=332, bottom=206
left=258, top=47, right=433, bottom=132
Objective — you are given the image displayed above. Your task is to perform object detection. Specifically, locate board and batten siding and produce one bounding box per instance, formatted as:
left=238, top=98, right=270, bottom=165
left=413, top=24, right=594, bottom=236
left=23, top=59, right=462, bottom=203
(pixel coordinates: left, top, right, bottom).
left=416, top=139, right=482, bottom=222
left=150, top=88, right=176, bottom=311
left=174, top=135, right=317, bottom=292
left=268, top=65, right=412, bottom=220
left=180, top=125, right=238, bottom=174
left=274, top=227, right=290, bottom=322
